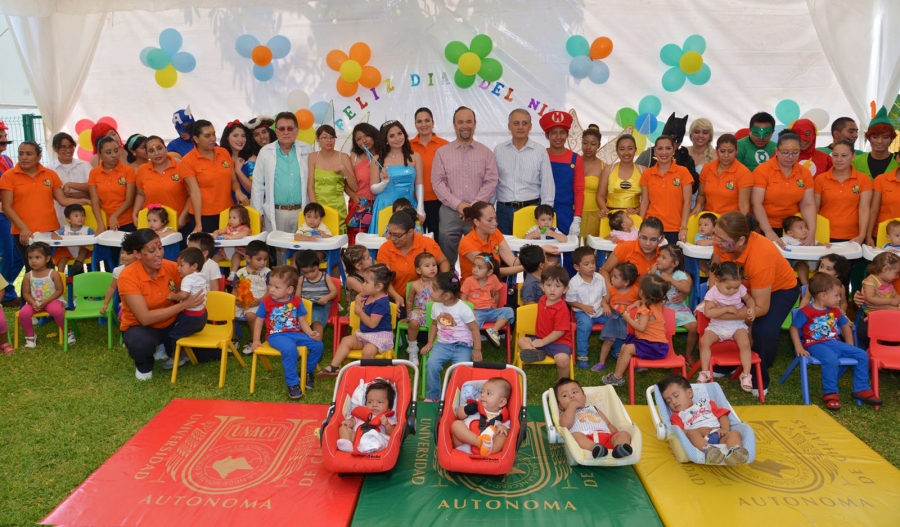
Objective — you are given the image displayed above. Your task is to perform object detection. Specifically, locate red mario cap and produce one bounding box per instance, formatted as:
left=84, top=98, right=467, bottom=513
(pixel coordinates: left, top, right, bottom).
left=0, top=121, right=7, bottom=131
left=539, top=111, right=572, bottom=133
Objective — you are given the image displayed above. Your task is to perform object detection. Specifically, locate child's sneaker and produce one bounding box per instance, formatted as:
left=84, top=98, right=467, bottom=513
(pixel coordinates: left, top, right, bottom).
left=601, top=373, right=625, bottom=386
left=242, top=343, right=253, bottom=355
left=576, top=356, right=590, bottom=369
left=485, top=328, right=501, bottom=347
left=704, top=445, right=725, bottom=464
left=67, top=330, right=76, bottom=345
left=613, top=443, right=633, bottom=458
left=477, top=426, right=495, bottom=456
left=153, top=344, right=168, bottom=361
left=227, top=272, right=236, bottom=282
left=591, top=444, right=608, bottom=458
left=305, top=371, right=315, bottom=390
left=519, top=348, right=546, bottom=363
left=725, top=446, right=750, bottom=466
left=407, top=341, right=419, bottom=365
left=163, top=354, right=189, bottom=370
left=591, top=361, right=607, bottom=372
left=739, top=372, right=753, bottom=392
left=287, top=385, right=302, bottom=399
left=697, top=371, right=712, bottom=383
left=24, top=336, right=36, bottom=349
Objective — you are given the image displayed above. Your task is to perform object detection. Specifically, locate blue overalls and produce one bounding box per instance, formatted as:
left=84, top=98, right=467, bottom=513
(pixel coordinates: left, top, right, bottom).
left=549, top=151, right=577, bottom=234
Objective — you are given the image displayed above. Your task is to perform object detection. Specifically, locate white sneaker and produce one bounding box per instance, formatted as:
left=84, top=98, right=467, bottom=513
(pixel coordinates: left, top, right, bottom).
left=135, top=368, right=153, bottom=381
left=67, top=331, right=76, bottom=345
left=227, top=272, right=236, bottom=282
left=407, top=341, right=419, bottom=365
left=24, top=336, right=36, bottom=349
left=242, top=343, right=253, bottom=355
left=485, top=328, right=501, bottom=347
left=153, top=344, right=168, bottom=361
left=751, top=387, right=768, bottom=397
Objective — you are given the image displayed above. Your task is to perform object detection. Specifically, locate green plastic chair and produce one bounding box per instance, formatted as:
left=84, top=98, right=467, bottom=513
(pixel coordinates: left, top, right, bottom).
left=394, top=282, right=432, bottom=358
left=64, top=272, right=116, bottom=351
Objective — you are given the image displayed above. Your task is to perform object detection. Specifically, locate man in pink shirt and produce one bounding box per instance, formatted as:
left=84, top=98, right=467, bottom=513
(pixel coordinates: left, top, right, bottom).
left=432, top=107, right=499, bottom=266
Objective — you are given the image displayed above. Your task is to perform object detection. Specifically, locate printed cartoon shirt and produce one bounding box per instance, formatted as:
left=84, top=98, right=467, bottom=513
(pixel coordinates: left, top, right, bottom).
left=568, top=406, right=611, bottom=435
left=430, top=300, right=476, bottom=345
left=671, top=400, right=729, bottom=431
left=256, top=294, right=308, bottom=335
left=608, top=283, right=639, bottom=315
left=791, top=305, right=848, bottom=347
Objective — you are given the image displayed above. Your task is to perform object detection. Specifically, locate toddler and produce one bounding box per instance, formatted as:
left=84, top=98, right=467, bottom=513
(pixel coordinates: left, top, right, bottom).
left=164, top=247, right=208, bottom=370
left=18, top=242, right=74, bottom=348
left=293, top=249, right=338, bottom=340
left=294, top=202, right=334, bottom=241
left=213, top=204, right=252, bottom=281
left=51, top=204, right=94, bottom=274
left=656, top=245, right=697, bottom=364
left=518, top=266, right=575, bottom=381
left=525, top=204, right=567, bottom=241
left=790, top=273, right=881, bottom=410
left=145, top=205, right=176, bottom=238
left=450, top=377, right=511, bottom=456
left=781, top=216, right=829, bottom=286
left=187, top=232, right=223, bottom=292
left=658, top=374, right=750, bottom=465
left=861, top=251, right=900, bottom=311
left=519, top=244, right=546, bottom=304
left=606, top=211, right=638, bottom=243
left=382, top=199, right=423, bottom=236
left=595, top=262, right=639, bottom=371
left=882, top=220, right=900, bottom=254
left=800, top=254, right=851, bottom=313
left=341, top=244, right=373, bottom=303
left=338, top=379, right=397, bottom=453
left=694, top=213, right=716, bottom=246
left=250, top=265, right=324, bottom=398
left=235, top=240, right=271, bottom=354
left=567, top=247, right=609, bottom=369
left=320, top=264, right=396, bottom=376
left=602, top=274, right=669, bottom=386
left=555, top=377, right=633, bottom=458
left=421, top=272, right=480, bottom=402
left=462, top=253, right=514, bottom=349
left=405, top=252, right=438, bottom=364
left=697, top=262, right=756, bottom=391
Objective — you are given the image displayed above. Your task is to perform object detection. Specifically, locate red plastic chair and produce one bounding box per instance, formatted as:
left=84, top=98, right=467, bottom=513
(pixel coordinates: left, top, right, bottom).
left=331, top=276, right=350, bottom=355
left=627, top=307, right=687, bottom=404
left=689, top=311, right=765, bottom=403
left=868, top=310, right=900, bottom=407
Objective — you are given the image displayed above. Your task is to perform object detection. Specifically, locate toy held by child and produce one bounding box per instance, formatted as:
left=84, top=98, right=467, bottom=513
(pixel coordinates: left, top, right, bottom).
left=566, top=247, right=610, bottom=370
left=213, top=205, right=253, bottom=282
left=18, top=242, right=74, bottom=348
left=341, top=244, right=373, bottom=303
left=525, top=204, right=567, bottom=242
left=882, top=220, right=900, bottom=254
left=337, top=379, right=397, bottom=453
left=293, top=249, right=338, bottom=341
left=461, top=253, right=514, bottom=349
left=236, top=240, right=271, bottom=355
left=405, top=252, right=438, bottom=365
left=450, top=377, right=511, bottom=456
left=605, top=211, right=638, bottom=243
left=145, top=204, right=175, bottom=238
left=164, top=247, right=208, bottom=370
left=555, top=378, right=633, bottom=458
left=655, top=245, right=698, bottom=364
left=595, top=262, right=639, bottom=372
left=51, top=204, right=95, bottom=274
left=518, top=266, right=575, bottom=381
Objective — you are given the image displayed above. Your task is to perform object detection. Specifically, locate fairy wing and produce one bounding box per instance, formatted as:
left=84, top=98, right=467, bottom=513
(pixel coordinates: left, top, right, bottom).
left=567, top=109, right=584, bottom=155
left=598, top=125, right=635, bottom=166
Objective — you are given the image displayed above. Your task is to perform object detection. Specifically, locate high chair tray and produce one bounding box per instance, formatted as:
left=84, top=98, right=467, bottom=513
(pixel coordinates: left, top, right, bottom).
left=266, top=231, right=349, bottom=251
left=31, top=233, right=97, bottom=246
left=778, top=241, right=860, bottom=260
left=862, top=244, right=888, bottom=261
left=96, top=230, right=181, bottom=247
left=504, top=234, right=580, bottom=252
left=355, top=232, right=433, bottom=250
left=214, top=232, right=268, bottom=247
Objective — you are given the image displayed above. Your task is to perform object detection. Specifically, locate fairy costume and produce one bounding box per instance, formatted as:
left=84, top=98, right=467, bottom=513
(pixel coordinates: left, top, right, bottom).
left=368, top=164, right=417, bottom=235
left=314, top=167, right=347, bottom=234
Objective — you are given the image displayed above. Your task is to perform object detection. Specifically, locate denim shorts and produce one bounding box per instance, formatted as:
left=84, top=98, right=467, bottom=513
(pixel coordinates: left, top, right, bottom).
left=311, top=302, right=330, bottom=327
left=474, top=307, right=514, bottom=328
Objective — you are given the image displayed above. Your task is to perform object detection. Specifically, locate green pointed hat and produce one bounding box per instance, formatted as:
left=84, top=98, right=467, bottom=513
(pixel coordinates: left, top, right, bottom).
left=869, top=106, right=892, bottom=128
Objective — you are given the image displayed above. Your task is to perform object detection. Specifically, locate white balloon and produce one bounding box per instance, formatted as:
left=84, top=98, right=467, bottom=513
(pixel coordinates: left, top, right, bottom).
left=801, top=108, right=830, bottom=132
left=286, top=90, right=311, bottom=112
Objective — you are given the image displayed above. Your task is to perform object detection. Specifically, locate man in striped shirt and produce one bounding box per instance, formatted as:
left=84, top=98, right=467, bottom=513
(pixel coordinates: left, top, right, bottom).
left=493, top=108, right=554, bottom=235
left=432, top=107, right=499, bottom=266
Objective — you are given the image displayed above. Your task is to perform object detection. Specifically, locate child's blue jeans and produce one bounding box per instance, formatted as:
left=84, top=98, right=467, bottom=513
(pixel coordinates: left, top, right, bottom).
left=426, top=341, right=472, bottom=400
left=268, top=332, right=325, bottom=387
left=574, top=311, right=608, bottom=359
left=806, top=340, right=871, bottom=395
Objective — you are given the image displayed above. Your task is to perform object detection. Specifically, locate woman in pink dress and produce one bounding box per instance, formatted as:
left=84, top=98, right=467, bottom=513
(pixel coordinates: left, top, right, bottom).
left=347, top=122, right=378, bottom=243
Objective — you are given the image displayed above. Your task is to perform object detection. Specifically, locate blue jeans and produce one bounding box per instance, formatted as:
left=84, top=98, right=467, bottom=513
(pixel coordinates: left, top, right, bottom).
left=474, top=307, right=514, bottom=327
left=267, top=332, right=325, bottom=387
left=574, top=310, right=608, bottom=359
left=426, top=341, right=472, bottom=399
left=0, top=213, right=22, bottom=302
left=807, top=340, right=871, bottom=395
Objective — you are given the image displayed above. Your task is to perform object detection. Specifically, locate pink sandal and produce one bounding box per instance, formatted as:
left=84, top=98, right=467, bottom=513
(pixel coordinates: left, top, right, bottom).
left=739, top=372, right=753, bottom=392
left=1, top=342, right=14, bottom=355
left=697, top=371, right=712, bottom=383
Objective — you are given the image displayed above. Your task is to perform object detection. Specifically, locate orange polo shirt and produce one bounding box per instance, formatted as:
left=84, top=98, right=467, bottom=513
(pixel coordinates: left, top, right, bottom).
left=411, top=134, right=449, bottom=202
left=613, top=240, right=658, bottom=277
left=458, top=228, right=505, bottom=283
left=640, top=163, right=692, bottom=231
left=0, top=164, right=63, bottom=234
left=752, top=158, right=811, bottom=229
left=713, top=232, right=796, bottom=292
left=179, top=146, right=234, bottom=216
left=377, top=233, right=445, bottom=295
left=89, top=163, right=136, bottom=226
left=814, top=168, right=872, bottom=240
left=136, top=160, right=187, bottom=214
left=117, top=259, right=182, bottom=332
left=699, top=159, right=753, bottom=215
left=873, top=169, right=900, bottom=230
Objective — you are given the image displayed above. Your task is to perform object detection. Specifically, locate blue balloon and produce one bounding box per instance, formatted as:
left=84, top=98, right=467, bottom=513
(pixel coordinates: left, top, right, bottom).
left=139, top=46, right=154, bottom=67
left=659, top=44, right=682, bottom=67
left=566, top=35, right=590, bottom=58
left=253, top=64, right=275, bottom=82
left=661, top=67, right=686, bottom=92
left=267, top=35, right=291, bottom=59
left=588, top=61, right=610, bottom=84
left=635, top=113, right=658, bottom=135
left=568, top=56, right=592, bottom=79
left=310, top=101, right=330, bottom=124
left=159, top=28, right=183, bottom=55
left=171, top=52, right=196, bottom=73
left=235, top=34, right=259, bottom=58
left=638, top=95, right=662, bottom=117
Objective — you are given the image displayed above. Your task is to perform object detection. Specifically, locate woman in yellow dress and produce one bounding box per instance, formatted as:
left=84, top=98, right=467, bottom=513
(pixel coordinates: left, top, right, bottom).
left=598, top=134, right=644, bottom=217
left=581, top=124, right=606, bottom=239
left=307, top=125, right=357, bottom=234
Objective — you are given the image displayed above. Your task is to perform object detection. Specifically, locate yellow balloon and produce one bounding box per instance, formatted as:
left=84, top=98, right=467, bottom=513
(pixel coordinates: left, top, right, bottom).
left=679, top=51, right=703, bottom=75
left=458, top=52, right=482, bottom=76
left=340, top=60, right=362, bottom=83
left=155, top=64, right=178, bottom=88
left=633, top=132, right=647, bottom=155
left=296, top=127, right=316, bottom=145
left=78, top=129, right=93, bottom=151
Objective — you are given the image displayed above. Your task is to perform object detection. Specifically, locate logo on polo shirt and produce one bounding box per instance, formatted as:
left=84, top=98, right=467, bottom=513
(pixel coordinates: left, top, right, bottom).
left=168, top=279, right=176, bottom=291
left=223, top=161, right=230, bottom=169
left=797, top=178, right=805, bottom=188
left=171, top=173, right=180, bottom=182
left=725, top=180, right=734, bottom=190
left=673, top=177, right=681, bottom=187
left=851, top=184, right=860, bottom=194
left=43, top=178, right=51, bottom=187
left=118, top=176, right=126, bottom=185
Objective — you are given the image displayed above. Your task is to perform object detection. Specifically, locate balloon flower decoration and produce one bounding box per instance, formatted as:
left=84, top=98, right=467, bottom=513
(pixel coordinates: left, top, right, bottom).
left=139, top=28, right=196, bottom=88
left=774, top=99, right=830, bottom=133
left=659, top=35, right=711, bottom=92
left=235, top=34, right=291, bottom=82
left=326, top=43, right=382, bottom=97
left=614, top=95, right=663, bottom=153
left=286, top=90, right=332, bottom=145
left=74, top=116, right=117, bottom=161
left=566, top=35, right=612, bottom=84
left=444, top=34, right=503, bottom=88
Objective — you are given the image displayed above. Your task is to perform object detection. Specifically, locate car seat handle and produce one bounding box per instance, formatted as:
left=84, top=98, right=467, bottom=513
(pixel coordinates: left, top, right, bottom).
left=472, top=361, right=506, bottom=370
left=360, top=359, right=394, bottom=366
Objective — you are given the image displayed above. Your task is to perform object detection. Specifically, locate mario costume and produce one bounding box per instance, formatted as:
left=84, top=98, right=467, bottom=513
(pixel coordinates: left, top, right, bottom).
left=539, top=111, right=584, bottom=238
left=167, top=107, right=196, bottom=156
left=790, top=119, right=832, bottom=177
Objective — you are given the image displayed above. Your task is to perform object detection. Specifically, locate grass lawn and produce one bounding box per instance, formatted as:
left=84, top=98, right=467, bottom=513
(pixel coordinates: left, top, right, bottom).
left=1, top=308, right=898, bottom=525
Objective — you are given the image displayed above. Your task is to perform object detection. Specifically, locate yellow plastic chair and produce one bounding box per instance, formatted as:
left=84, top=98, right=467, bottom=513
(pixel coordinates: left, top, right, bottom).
left=14, top=279, right=66, bottom=348
left=376, top=205, right=393, bottom=236
left=137, top=205, right=178, bottom=229
left=512, top=304, right=575, bottom=379
left=512, top=205, right=558, bottom=238
left=298, top=204, right=341, bottom=238
left=876, top=217, right=900, bottom=248
left=218, top=205, right=263, bottom=270
left=346, top=300, right=398, bottom=361
left=249, top=298, right=315, bottom=395
left=598, top=214, right=643, bottom=238
left=806, top=214, right=830, bottom=245
left=171, top=291, right=246, bottom=387
left=685, top=211, right=720, bottom=246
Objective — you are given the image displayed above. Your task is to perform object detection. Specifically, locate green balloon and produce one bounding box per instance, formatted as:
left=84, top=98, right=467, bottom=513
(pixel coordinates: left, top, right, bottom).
left=445, top=41, right=468, bottom=63
left=470, top=34, right=493, bottom=58
left=455, top=70, right=476, bottom=88
left=146, top=48, right=171, bottom=71
left=615, top=108, right=638, bottom=128
left=479, top=58, right=503, bottom=82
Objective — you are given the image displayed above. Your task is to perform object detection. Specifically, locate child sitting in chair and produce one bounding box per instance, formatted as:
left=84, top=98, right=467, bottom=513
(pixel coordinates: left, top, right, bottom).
left=451, top=377, right=511, bottom=456
left=555, top=377, right=632, bottom=458
left=658, top=374, right=750, bottom=465
left=51, top=204, right=95, bottom=275
left=524, top=204, right=567, bottom=242
left=164, top=247, right=209, bottom=370
left=337, top=379, right=397, bottom=453
left=605, top=210, right=638, bottom=243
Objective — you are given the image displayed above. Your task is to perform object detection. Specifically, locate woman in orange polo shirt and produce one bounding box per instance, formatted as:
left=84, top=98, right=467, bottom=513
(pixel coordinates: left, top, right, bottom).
left=639, top=136, right=693, bottom=244
left=90, top=136, right=137, bottom=267
left=133, top=136, right=191, bottom=228
left=599, top=216, right=664, bottom=284
left=0, top=141, right=86, bottom=270
left=691, top=134, right=752, bottom=215
left=751, top=130, right=817, bottom=247
left=815, top=140, right=871, bottom=243
left=119, top=229, right=203, bottom=379
left=709, top=211, right=799, bottom=393
left=410, top=107, right=449, bottom=238
left=457, top=202, right=524, bottom=283
left=866, top=150, right=900, bottom=246
left=179, top=120, right=244, bottom=233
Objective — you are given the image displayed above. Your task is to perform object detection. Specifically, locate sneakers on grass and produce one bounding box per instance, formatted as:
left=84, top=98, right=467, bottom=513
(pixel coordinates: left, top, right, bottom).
left=287, top=385, right=302, bottom=399
left=163, top=354, right=189, bottom=370
left=135, top=369, right=153, bottom=381
left=153, top=344, right=167, bottom=361
left=485, top=328, right=501, bottom=347
left=601, top=373, right=625, bottom=386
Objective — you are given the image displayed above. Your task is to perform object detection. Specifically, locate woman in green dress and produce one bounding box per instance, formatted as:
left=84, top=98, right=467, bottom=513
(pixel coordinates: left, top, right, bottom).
left=307, top=125, right=356, bottom=233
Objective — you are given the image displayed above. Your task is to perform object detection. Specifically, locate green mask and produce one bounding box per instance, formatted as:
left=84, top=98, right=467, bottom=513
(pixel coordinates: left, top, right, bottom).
left=750, top=126, right=774, bottom=139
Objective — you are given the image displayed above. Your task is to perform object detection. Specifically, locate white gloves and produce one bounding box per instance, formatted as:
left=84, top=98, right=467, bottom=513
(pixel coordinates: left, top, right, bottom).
left=370, top=177, right=388, bottom=194
left=569, top=216, right=581, bottom=238
left=415, top=184, right=425, bottom=218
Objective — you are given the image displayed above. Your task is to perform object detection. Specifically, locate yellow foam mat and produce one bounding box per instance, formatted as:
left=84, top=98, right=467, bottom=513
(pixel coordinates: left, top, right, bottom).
left=627, top=405, right=900, bottom=527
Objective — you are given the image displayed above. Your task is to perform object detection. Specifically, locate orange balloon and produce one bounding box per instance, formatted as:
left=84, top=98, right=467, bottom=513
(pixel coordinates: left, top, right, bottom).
left=295, top=109, right=314, bottom=130
left=359, top=66, right=382, bottom=89
left=336, top=77, right=357, bottom=97
left=589, top=37, right=613, bottom=60
left=326, top=49, right=347, bottom=71
left=251, top=45, right=273, bottom=67
left=348, top=42, right=371, bottom=64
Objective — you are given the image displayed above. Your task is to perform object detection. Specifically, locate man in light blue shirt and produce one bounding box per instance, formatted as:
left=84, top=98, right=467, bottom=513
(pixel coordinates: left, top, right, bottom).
left=252, top=111, right=312, bottom=235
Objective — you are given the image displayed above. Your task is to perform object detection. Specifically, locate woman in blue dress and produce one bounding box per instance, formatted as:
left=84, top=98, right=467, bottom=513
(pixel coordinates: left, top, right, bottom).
left=368, top=121, right=424, bottom=234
